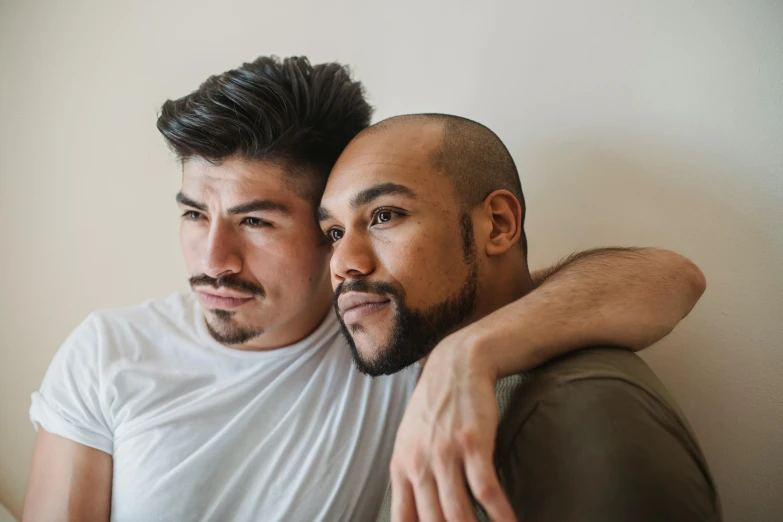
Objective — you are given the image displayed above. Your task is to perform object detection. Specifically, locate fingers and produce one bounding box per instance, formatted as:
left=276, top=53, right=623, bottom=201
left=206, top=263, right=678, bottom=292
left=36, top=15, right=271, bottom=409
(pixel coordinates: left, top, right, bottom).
left=432, top=453, right=477, bottom=522
left=391, top=470, right=419, bottom=522
left=410, top=473, right=446, bottom=522
left=388, top=349, right=511, bottom=522
left=391, top=451, right=447, bottom=522
left=392, top=446, right=512, bottom=522
left=463, top=449, right=516, bottom=522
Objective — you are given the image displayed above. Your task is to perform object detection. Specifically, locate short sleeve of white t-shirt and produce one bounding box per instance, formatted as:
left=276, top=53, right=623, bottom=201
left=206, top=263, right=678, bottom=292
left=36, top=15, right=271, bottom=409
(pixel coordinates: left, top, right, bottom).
left=30, top=315, right=114, bottom=454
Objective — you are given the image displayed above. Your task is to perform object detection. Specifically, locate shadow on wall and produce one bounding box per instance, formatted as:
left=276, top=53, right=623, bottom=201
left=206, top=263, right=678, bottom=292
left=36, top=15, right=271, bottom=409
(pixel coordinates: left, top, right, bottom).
left=520, top=133, right=783, bottom=522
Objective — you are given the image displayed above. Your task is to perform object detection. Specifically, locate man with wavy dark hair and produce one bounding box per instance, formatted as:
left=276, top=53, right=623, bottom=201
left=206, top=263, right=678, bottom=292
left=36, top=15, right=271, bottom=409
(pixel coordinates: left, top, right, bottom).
left=24, top=56, right=707, bottom=521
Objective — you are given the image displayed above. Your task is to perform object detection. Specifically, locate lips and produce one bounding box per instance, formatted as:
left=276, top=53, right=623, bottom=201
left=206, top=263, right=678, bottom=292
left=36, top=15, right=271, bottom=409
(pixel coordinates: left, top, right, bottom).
left=196, top=289, right=255, bottom=310
left=338, top=292, right=391, bottom=325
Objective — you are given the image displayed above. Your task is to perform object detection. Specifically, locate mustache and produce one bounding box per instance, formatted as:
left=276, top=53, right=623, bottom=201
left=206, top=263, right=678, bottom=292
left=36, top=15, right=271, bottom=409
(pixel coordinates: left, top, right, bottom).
left=333, top=278, right=405, bottom=313
left=189, top=274, right=265, bottom=297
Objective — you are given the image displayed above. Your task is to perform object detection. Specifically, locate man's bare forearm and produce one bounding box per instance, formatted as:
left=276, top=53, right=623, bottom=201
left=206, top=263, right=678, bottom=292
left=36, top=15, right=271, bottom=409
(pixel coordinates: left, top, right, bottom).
left=462, top=247, right=706, bottom=378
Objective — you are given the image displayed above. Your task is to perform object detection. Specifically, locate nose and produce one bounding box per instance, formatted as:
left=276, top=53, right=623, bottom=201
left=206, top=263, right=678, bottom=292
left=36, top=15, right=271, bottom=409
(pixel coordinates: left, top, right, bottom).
left=203, top=220, right=243, bottom=279
left=330, top=229, right=376, bottom=286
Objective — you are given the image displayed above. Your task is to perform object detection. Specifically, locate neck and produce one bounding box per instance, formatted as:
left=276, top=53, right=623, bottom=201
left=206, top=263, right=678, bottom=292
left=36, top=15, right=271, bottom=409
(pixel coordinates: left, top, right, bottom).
left=473, top=262, right=534, bottom=323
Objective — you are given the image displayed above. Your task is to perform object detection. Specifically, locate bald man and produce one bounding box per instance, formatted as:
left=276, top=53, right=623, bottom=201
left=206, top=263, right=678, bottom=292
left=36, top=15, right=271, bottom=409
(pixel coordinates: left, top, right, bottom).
left=319, top=114, right=722, bottom=522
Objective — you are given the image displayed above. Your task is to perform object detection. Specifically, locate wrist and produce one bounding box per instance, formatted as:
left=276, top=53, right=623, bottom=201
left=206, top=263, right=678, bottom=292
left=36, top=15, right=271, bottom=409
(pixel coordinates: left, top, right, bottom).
left=459, top=325, right=501, bottom=383
left=462, top=317, right=545, bottom=379
left=423, top=325, right=500, bottom=384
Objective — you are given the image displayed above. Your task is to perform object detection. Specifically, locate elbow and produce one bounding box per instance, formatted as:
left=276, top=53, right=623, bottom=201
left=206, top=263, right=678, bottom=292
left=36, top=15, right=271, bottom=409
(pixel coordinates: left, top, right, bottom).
left=691, top=261, right=707, bottom=299
left=681, top=255, right=707, bottom=311
left=650, top=248, right=706, bottom=313
left=649, top=254, right=705, bottom=348
left=691, top=263, right=707, bottom=300
left=625, top=249, right=706, bottom=351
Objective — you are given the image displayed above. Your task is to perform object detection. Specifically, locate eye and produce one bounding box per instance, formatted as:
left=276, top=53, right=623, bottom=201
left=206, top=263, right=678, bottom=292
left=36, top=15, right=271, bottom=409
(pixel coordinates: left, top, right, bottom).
left=370, top=208, right=403, bottom=226
left=325, top=228, right=344, bottom=244
left=242, top=217, right=272, bottom=228
left=182, top=210, right=203, bottom=221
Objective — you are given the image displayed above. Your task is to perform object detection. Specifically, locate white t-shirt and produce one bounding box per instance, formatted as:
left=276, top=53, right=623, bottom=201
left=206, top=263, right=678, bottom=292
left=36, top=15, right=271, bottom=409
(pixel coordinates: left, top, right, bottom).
left=30, top=293, right=420, bottom=521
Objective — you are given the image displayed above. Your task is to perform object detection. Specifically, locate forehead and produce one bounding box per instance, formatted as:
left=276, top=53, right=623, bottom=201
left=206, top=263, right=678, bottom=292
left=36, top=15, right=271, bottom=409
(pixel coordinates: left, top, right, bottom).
left=323, top=122, right=450, bottom=205
left=182, top=156, right=298, bottom=201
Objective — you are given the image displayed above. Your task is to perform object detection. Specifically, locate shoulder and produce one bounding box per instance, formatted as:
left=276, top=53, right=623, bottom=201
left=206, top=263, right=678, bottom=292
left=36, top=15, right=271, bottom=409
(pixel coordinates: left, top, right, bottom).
left=494, top=348, right=720, bottom=520
left=499, top=347, right=680, bottom=420
left=494, top=347, right=698, bottom=467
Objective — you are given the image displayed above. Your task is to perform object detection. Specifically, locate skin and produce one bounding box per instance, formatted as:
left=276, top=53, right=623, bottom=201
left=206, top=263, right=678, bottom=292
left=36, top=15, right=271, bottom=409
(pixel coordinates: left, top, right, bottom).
left=322, top=122, right=483, bottom=357
left=320, top=120, right=531, bottom=374
left=178, top=156, right=333, bottom=350
left=23, top=430, right=112, bottom=522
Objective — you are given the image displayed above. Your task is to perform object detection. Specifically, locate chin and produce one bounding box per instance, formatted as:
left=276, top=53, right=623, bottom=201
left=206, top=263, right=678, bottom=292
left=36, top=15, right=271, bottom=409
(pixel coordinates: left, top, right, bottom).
left=355, top=351, right=376, bottom=369
left=343, top=334, right=388, bottom=376
left=349, top=335, right=377, bottom=360
left=351, top=329, right=387, bottom=355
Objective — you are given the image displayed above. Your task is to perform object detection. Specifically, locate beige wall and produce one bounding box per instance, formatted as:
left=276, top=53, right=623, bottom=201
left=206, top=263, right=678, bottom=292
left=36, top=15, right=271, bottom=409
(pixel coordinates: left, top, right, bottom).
left=1, top=0, right=781, bottom=520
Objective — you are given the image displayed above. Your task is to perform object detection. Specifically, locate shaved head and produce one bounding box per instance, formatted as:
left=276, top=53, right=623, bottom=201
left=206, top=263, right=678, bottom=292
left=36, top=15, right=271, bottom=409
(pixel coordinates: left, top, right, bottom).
left=321, top=112, right=532, bottom=375
left=361, top=114, right=527, bottom=256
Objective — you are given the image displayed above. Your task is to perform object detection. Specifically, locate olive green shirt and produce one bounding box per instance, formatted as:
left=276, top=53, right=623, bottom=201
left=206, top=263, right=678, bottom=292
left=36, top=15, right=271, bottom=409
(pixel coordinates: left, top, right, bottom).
left=376, top=347, right=721, bottom=522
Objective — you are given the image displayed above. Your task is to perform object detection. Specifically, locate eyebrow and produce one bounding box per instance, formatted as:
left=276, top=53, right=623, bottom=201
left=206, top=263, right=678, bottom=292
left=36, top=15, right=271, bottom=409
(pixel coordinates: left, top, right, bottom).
left=316, top=182, right=417, bottom=223
left=176, top=192, right=206, bottom=211
left=176, top=192, right=291, bottom=215
left=226, top=200, right=291, bottom=216
left=316, top=207, right=332, bottom=222
left=350, top=183, right=417, bottom=208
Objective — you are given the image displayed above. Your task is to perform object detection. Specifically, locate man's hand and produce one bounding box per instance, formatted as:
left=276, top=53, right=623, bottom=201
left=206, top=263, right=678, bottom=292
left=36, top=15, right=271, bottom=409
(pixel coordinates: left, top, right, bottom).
left=390, top=328, right=516, bottom=522
left=388, top=247, right=705, bottom=521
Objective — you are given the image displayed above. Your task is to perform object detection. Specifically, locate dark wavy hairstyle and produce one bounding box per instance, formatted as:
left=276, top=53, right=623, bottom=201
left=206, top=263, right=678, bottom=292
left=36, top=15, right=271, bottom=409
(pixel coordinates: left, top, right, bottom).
left=157, top=56, right=372, bottom=201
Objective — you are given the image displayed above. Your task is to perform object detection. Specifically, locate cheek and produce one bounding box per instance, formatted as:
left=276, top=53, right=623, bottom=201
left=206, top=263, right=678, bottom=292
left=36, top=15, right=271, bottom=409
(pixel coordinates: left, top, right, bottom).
left=378, top=230, right=467, bottom=309
left=245, top=233, right=329, bottom=291
left=179, top=225, right=203, bottom=273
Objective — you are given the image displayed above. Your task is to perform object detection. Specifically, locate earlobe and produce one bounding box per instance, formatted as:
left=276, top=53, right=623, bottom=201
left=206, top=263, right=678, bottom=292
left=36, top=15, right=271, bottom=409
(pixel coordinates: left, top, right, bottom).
left=483, top=190, right=522, bottom=257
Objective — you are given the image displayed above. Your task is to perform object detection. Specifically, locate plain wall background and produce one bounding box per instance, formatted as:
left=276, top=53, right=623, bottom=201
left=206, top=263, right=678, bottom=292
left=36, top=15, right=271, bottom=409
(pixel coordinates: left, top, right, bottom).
left=1, top=0, right=781, bottom=520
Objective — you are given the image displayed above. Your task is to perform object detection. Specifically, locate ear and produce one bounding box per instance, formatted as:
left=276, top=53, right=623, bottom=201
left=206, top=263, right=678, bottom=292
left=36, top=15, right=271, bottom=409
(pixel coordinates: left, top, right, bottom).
left=481, top=190, right=523, bottom=257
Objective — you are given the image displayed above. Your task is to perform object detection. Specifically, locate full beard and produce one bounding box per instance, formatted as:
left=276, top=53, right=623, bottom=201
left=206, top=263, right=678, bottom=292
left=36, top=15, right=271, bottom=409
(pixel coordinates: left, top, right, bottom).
left=335, top=212, right=481, bottom=376
left=335, top=263, right=479, bottom=377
